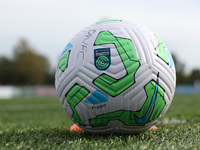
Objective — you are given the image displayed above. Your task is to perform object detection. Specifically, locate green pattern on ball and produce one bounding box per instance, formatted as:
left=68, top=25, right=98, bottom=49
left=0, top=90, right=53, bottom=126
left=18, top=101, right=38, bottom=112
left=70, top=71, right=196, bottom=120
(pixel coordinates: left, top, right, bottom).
left=66, top=84, right=89, bottom=126
left=89, top=80, right=165, bottom=127
left=96, top=19, right=122, bottom=24
left=94, top=31, right=140, bottom=96
left=155, top=35, right=169, bottom=64
left=57, top=50, right=70, bottom=72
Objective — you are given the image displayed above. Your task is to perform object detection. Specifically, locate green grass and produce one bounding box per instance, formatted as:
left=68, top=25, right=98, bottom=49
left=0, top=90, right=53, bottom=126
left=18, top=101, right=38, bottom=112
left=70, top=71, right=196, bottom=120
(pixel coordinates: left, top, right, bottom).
left=0, top=95, right=200, bottom=149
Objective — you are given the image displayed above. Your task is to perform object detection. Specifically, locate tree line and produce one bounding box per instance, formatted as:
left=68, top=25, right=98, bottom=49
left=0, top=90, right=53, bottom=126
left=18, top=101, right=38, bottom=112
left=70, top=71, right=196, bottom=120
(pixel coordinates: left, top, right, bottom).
left=173, top=55, right=200, bottom=84
left=0, top=39, right=54, bottom=85
left=0, top=39, right=199, bottom=85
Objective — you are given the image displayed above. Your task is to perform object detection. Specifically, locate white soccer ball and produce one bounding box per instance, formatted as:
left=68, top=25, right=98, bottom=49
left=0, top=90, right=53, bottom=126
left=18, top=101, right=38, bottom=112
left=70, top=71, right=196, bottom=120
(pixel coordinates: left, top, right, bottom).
left=55, top=20, right=176, bottom=134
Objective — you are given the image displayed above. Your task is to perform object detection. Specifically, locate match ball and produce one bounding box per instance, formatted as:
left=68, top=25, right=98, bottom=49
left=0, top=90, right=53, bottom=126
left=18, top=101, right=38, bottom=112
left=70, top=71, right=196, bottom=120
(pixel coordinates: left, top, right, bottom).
left=55, top=20, right=176, bottom=134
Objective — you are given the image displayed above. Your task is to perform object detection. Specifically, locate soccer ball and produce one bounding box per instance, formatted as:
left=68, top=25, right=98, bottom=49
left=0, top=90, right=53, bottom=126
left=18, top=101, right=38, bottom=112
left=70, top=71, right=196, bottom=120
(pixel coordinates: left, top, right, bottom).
left=55, top=20, right=176, bottom=134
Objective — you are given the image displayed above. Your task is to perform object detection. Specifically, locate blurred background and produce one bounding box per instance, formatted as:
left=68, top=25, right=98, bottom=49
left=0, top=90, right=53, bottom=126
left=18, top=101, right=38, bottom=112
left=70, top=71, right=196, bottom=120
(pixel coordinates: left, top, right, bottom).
left=0, top=0, right=200, bottom=98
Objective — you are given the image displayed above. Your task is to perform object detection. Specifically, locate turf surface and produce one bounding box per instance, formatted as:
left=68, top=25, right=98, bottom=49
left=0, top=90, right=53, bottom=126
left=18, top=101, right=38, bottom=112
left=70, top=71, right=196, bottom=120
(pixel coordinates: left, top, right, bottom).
left=0, top=95, right=200, bottom=149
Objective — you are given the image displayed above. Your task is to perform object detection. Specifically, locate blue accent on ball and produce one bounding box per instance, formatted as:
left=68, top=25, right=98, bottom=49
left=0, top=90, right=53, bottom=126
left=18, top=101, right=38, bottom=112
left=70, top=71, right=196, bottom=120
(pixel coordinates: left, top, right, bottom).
left=61, top=42, right=73, bottom=56
left=85, top=90, right=108, bottom=104
left=166, top=48, right=174, bottom=68
left=134, top=76, right=159, bottom=124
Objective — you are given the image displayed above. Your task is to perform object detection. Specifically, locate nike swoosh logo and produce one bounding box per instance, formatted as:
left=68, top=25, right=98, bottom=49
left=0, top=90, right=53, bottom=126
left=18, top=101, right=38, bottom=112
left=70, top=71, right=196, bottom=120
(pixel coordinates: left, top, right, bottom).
left=134, top=73, right=159, bottom=124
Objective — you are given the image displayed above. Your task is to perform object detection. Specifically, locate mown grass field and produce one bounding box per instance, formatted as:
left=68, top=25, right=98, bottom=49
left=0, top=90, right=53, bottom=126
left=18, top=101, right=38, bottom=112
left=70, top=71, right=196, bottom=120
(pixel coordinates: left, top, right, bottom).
left=0, top=95, right=200, bottom=149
